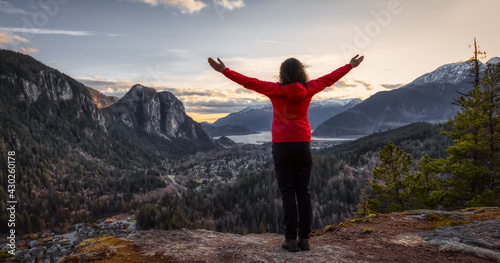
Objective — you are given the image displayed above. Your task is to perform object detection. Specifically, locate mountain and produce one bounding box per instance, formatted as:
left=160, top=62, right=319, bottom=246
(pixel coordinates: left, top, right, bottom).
left=212, top=98, right=362, bottom=131
left=215, top=136, right=237, bottom=147
left=0, top=50, right=217, bottom=235
left=313, top=58, right=500, bottom=137
left=201, top=122, right=258, bottom=137
left=411, top=57, right=499, bottom=86
left=213, top=104, right=273, bottom=131
left=308, top=98, right=362, bottom=129
left=0, top=51, right=105, bottom=130
left=87, top=86, right=119, bottom=108
left=315, top=122, right=452, bottom=160
left=102, top=84, right=216, bottom=152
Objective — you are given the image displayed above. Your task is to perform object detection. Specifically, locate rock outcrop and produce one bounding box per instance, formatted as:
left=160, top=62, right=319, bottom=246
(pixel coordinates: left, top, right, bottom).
left=60, top=208, right=500, bottom=263
left=102, top=84, right=217, bottom=152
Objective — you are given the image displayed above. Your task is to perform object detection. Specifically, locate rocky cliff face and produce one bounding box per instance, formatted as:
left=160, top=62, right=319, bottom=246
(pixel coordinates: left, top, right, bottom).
left=0, top=50, right=106, bottom=132
left=103, top=84, right=216, bottom=151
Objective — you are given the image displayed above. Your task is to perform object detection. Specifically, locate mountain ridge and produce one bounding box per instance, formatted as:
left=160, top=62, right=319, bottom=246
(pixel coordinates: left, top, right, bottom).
left=312, top=58, right=499, bottom=137
left=0, top=49, right=217, bottom=236
left=213, top=98, right=362, bottom=131
left=410, top=57, right=499, bottom=86
left=87, top=86, right=119, bottom=108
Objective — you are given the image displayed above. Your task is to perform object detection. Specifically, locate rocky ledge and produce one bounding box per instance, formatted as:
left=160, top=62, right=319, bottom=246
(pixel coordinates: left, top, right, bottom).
left=60, top=207, right=500, bottom=263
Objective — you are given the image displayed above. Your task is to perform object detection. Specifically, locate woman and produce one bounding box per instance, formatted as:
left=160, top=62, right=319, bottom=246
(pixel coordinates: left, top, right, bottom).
left=208, top=54, right=364, bottom=252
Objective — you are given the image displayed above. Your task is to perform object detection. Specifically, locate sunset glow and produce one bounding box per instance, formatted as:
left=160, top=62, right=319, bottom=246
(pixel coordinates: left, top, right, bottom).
left=0, top=0, right=498, bottom=122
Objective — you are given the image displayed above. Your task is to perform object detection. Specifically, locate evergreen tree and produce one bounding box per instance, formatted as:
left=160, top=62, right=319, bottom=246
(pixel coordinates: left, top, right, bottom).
left=442, top=40, right=500, bottom=207
left=407, top=154, right=444, bottom=209
left=467, top=38, right=487, bottom=88
left=371, top=141, right=413, bottom=212
left=354, top=183, right=379, bottom=217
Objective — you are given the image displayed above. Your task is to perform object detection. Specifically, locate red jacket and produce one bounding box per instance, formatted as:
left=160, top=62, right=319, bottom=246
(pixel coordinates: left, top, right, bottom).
left=222, top=64, right=353, bottom=143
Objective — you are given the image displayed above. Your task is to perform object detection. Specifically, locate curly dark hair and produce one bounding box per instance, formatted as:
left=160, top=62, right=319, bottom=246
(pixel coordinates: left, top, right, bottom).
left=279, top=58, right=309, bottom=87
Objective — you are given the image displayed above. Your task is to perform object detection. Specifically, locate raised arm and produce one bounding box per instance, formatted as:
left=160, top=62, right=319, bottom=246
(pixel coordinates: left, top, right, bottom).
left=307, top=55, right=364, bottom=96
left=207, top=57, right=282, bottom=97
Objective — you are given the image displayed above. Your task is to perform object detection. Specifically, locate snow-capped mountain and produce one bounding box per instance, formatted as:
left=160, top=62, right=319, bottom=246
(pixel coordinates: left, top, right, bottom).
left=486, top=57, right=500, bottom=65
left=239, top=103, right=272, bottom=113
left=212, top=98, right=362, bottom=132
left=411, top=57, right=499, bottom=86
left=313, top=58, right=499, bottom=137
left=237, top=98, right=360, bottom=113
left=310, top=98, right=362, bottom=108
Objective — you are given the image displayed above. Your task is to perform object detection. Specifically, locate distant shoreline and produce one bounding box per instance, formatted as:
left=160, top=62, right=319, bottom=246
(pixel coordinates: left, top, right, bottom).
left=214, top=131, right=362, bottom=145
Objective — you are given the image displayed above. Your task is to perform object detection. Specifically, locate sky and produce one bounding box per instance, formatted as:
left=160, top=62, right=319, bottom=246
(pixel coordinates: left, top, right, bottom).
left=0, top=0, right=499, bottom=123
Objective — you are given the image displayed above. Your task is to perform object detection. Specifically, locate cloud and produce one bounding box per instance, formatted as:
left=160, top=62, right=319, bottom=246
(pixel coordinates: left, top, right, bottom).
left=165, top=87, right=224, bottom=97
left=333, top=79, right=357, bottom=89
left=51, top=61, right=66, bottom=67
left=20, top=47, right=38, bottom=54
left=381, top=83, right=404, bottom=90
left=0, top=31, right=29, bottom=46
left=184, top=98, right=265, bottom=114
left=0, top=27, right=93, bottom=36
left=234, top=88, right=255, bottom=94
left=0, top=27, right=123, bottom=37
left=125, top=0, right=206, bottom=14
left=354, top=79, right=373, bottom=91
left=0, top=31, right=38, bottom=55
left=257, top=39, right=291, bottom=45
left=164, top=86, right=268, bottom=113
left=0, top=1, right=30, bottom=15
left=77, top=77, right=135, bottom=98
left=215, top=0, right=245, bottom=10
left=77, top=76, right=268, bottom=115
left=321, top=79, right=357, bottom=92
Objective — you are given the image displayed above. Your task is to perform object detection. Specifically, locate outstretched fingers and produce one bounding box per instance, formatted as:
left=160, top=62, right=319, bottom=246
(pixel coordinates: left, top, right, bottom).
left=350, top=54, right=364, bottom=68
left=208, top=57, right=216, bottom=67
left=208, top=57, right=224, bottom=72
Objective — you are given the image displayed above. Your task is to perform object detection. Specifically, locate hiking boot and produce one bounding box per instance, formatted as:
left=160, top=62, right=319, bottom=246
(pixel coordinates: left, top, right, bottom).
left=298, top=238, right=310, bottom=251
left=282, top=239, right=299, bottom=252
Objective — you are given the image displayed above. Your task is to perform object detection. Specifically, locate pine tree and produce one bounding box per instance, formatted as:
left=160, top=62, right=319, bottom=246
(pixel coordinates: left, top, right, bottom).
left=467, top=38, right=487, bottom=88
left=407, top=154, right=444, bottom=209
left=371, top=141, right=413, bottom=212
left=442, top=39, right=500, bottom=207
left=480, top=62, right=500, bottom=196
left=354, top=183, right=379, bottom=217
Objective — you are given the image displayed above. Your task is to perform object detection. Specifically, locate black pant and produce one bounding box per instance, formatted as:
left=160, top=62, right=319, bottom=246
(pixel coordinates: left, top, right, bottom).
left=272, top=142, right=313, bottom=240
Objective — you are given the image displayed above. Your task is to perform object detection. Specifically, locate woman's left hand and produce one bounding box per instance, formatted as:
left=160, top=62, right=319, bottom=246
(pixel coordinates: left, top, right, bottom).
left=208, top=57, right=226, bottom=73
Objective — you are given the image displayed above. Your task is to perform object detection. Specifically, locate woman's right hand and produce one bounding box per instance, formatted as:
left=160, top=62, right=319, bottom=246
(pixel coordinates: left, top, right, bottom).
left=350, top=54, right=364, bottom=68
left=208, top=57, right=226, bottom=73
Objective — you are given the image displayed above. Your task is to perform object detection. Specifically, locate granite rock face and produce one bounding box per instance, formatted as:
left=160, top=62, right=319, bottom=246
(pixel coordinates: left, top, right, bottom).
left=1, top=58, right=106, bottom=132
left=103, top=84, right=216, bottom=150
left=418, top=219, right=500, bottom=261
left=20, top=70, right=73, bottom=103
